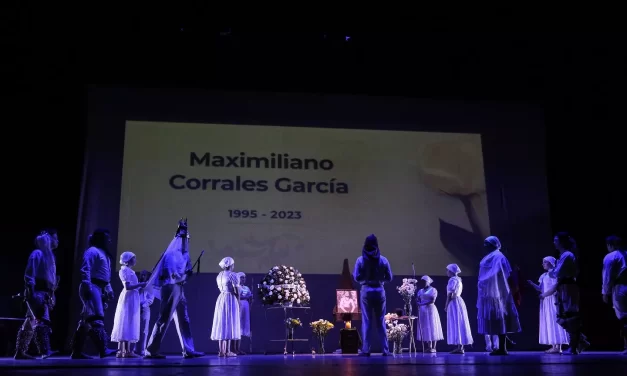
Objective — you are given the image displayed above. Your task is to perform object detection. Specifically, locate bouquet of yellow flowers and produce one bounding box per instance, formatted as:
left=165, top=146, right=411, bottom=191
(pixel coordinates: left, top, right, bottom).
left=310, top=319, right=334, bottom=337
left=285, top=317, right=302, bottom=330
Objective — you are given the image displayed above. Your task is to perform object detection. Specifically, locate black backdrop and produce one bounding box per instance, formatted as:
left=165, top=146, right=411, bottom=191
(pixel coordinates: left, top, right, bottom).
left=3, top=31, right=626, bottom=352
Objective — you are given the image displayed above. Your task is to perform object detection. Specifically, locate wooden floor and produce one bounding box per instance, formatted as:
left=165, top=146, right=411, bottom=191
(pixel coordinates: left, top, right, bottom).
left=1, top=352, right=626, bottom=376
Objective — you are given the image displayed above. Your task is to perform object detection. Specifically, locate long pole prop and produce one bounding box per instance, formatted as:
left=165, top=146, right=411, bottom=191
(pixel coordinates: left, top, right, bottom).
left=249, top=276, right=254, bottom=353
left=413, top=263, right=424, bottom=354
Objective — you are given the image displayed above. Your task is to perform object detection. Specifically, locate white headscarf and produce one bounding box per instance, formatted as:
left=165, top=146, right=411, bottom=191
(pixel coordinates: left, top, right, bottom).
left=446, top=264, right=462, bottom=275
left=219, top=257, right=235, bottom=270
left=421, top=275, right=434, bottom=284
left=543, top=256, right=556, bottom=269
left=120, top=251, right=136, bottom=265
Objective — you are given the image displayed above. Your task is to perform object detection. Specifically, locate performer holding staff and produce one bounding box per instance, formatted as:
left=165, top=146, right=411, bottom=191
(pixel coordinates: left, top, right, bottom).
left=144, top=219, right=205, bottom=359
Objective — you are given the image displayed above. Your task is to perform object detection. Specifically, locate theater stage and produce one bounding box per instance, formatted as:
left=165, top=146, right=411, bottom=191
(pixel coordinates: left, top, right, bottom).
left=1, top=352, right=626, bottom=376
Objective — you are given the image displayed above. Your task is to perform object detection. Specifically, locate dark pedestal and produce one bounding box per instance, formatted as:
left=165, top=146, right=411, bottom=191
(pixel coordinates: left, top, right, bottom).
left=340, top=329, right=359, bottom=354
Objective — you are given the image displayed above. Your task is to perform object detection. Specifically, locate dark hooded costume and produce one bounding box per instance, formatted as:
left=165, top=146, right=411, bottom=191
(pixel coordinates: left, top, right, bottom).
left=353, top=234, right=393, bottom=355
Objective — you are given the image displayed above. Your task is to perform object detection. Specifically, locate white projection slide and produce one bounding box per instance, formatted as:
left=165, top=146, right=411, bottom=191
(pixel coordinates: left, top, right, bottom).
left=118, top=121, right=490, bottom=275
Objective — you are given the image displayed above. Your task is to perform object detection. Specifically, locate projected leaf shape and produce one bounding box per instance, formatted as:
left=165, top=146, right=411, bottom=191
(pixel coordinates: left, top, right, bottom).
left=419, top=140, right=486, bottom=197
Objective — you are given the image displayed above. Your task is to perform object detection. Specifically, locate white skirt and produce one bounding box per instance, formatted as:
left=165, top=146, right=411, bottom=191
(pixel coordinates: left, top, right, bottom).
left=416, top=304, right=444, bottom=341
left=210, top=292, right=241, bottom=340
left=447, top=296, right=473, bottom=345
left=111, top=289, right=140, bottom=343
left=539, top=294, right=569, bottom=345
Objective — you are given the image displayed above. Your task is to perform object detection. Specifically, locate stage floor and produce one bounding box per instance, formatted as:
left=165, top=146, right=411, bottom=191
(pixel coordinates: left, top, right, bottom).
left=1, top=352, right=626, bottom=375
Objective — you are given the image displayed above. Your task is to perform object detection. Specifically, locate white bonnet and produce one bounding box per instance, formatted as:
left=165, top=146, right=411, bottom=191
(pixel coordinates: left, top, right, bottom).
left=219, top=257, right=235, bottom=269
left=120, top=251, right=136, bottom=265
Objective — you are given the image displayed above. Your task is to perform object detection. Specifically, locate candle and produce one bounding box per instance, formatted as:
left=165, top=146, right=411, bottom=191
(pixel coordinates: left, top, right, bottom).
left=345, top=321, right=352, bottom=329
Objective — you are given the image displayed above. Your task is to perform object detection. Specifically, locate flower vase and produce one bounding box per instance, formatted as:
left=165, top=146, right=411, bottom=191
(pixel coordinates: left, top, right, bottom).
left=404, top=302, right=412, bottom=317
left=393, top=338, right=403, bottom=354
left=317, top=335, right=325, bottom=354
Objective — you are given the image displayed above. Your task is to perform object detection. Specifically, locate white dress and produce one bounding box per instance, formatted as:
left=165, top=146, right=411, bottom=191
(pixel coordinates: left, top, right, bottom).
left=210, top=271, right=241, bottom=340
left=239, top=285, right=252, bottom=337
left=446, top=276, right=473, bottom=345
left=111, top=266, right=140, bottom=343
left=538, top=272, right=569, bottom=345
left=416, top=287, right=444, bottom=341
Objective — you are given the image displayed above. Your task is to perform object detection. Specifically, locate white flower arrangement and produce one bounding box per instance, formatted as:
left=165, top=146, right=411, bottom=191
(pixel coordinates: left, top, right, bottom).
left=397, top=278, right=418, bottom=304
left=384, top=313, right=409, bottom=341
left=258, top=265, right=310, bottom=306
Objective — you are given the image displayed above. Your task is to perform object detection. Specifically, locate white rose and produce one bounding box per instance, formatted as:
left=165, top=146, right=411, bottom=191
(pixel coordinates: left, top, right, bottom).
left=278, top=295, right=282, bottom=299
left=273, top=266, right=279, bottom=270
left=296, top=299, right=301, bottom=304
left=263, top=281, right=267, bottom=285
left=269, top=285, right=274, bottom=290
left=277, top=287, right=282, bottom=291
left=269, top=291, right=273, bottom=295
left=270, top=279, right=274, bottom=283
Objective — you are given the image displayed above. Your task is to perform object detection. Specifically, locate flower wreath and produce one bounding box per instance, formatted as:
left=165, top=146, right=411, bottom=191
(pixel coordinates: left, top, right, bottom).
left=258, top=265, right=310, bottom=306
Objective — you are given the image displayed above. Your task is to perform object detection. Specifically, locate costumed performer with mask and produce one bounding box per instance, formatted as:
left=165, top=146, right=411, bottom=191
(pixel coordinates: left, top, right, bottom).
left=71, top=228, right=117, bottom=359
left=353, top=234, right=393, bottom=356
left=477, top=236, right=521, bottom=356
left=144, top=218, right=205, bottom=359
left=14, top=230, right=60, bottom=359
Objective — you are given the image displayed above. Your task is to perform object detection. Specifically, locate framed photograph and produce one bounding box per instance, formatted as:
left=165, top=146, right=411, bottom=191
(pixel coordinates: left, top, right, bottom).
left=336, top=289, right=358, bottom=313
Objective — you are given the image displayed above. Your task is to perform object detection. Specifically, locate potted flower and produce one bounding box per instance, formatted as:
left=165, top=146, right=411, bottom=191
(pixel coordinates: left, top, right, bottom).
left=310, top=319, right=334, bottom=354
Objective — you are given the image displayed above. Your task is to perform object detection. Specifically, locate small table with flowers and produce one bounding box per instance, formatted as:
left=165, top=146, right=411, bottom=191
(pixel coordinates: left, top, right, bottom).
left=397, top=315, right=418, bottom=354
left=264, top=305, right=312, bottom=355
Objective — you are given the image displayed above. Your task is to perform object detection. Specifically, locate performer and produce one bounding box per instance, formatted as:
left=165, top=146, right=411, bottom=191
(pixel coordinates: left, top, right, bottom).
left=477, top=236, right=521, bottom=356
left=232, top=272, right=252, bottom=355
left=540, top=232, right=590, bottom=355
left=527, top=256, right=569, bottom=354
left=602, top=235, right=627, bottom=355
left=70, top=228, right=117, bottom=359
left=144, top=219, right=205, bottom=359
left=353, top=234, right=393, bottom=356
left=445, top=264, right=473, bottom=354
left=210, top=257, right=241, bottom=357
left=111, top=252, right=146, bottom=358
left=14, top=230, right=59, bottom=360
left=416, top=275, right=444, bottom=353
left=131, top=270, right=154, bottom=356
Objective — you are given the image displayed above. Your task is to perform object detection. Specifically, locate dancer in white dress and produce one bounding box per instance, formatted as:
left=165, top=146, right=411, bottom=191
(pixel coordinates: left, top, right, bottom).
left=445, top=264, right=473, bottom=354
left=527, top=256, right=569, bottom=353
left=232, top=272, right=252, bottom=355
left=416, top=275, right=444, bottom=352
left=210, top=257, right=241, bottom=357
left=111, top=252, right=146, bottom=358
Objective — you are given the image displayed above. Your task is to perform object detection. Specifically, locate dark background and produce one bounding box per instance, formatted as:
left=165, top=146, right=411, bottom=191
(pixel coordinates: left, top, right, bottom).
left=3, top=23, right=626, bottom=352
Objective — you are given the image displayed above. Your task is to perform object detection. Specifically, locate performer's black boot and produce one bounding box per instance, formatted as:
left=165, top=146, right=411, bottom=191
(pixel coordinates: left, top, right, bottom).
left=89, top=326, right=116, bottom=358
left=70, top=322, right=93, bottom=359
left=489, top=335, right=508, bottom=356
left=576, top=332, right=590, bottom=354
left=34, top=324, right=57, bottom=359
left=621, top=322, right=627, bottom=355
left=14, top=328, right=36, bottom=360
left=567, top=331, right=580, bottom=355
